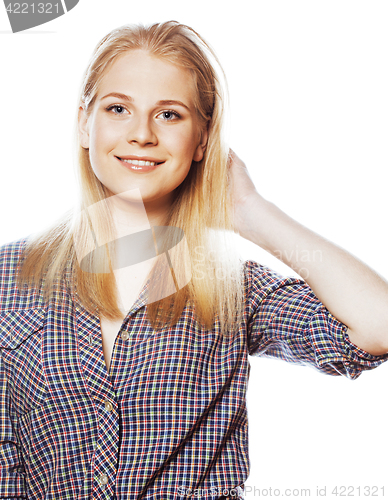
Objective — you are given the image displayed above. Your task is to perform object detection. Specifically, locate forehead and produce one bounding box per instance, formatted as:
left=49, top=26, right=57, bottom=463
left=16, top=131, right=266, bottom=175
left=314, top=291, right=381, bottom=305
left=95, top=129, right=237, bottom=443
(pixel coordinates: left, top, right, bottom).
left=97, top=50, right=197, bottom=106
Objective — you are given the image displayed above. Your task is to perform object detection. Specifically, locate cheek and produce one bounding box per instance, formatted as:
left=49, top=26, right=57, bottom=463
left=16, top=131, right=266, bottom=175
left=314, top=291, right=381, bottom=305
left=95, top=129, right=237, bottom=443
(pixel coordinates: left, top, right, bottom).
left=90, top=116, right=122, bottom=152
left=164, top=127, right=198, bottom=160
left=88, top=127, right=114, bottom=175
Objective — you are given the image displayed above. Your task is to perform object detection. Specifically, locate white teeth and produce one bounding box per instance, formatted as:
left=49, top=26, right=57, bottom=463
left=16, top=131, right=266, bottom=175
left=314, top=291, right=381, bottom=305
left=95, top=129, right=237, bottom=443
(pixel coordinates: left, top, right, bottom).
left=121, top=159, right=156, bottom=166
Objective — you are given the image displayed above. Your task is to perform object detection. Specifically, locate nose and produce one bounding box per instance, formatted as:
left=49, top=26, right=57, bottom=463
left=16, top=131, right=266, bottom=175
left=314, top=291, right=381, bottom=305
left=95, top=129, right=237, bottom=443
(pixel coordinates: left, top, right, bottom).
left=126, top=115, right=157, bottom=147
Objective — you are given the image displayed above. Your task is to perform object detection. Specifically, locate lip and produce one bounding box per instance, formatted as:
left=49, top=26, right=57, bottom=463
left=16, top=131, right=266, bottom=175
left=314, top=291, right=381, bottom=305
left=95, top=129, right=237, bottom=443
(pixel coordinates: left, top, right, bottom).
left=115, top=156, right=165, bottom=173
left=116, top=155, right=164, bottom=163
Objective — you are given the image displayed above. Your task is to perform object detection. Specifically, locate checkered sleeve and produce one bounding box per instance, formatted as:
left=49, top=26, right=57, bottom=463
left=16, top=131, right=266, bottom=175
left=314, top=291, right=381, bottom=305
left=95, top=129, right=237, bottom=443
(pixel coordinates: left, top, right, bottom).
left=245, top=261, right=388, bottom=380
left=0, top=351, right=27, bottom=499
left=0, top=238, right=30, bottom=499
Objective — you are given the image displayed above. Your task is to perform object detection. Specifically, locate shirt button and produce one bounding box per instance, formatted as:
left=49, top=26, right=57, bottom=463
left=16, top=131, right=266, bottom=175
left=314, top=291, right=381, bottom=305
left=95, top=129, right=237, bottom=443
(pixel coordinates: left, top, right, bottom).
left=121, top=331, right=129, bottom=341
left=105, top=400, right=113, bottom=412
left=98, top=473, right=108, bottom=485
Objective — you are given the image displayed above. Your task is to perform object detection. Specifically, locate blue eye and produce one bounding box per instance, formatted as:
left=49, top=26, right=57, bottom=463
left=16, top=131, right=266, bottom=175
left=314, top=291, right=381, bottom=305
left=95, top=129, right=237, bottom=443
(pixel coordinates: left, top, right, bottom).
left=105, top=106, right=181, bottom=120
left=106, top=105, right=127, bottom=115
left=159, top=110, right=181, bottom=121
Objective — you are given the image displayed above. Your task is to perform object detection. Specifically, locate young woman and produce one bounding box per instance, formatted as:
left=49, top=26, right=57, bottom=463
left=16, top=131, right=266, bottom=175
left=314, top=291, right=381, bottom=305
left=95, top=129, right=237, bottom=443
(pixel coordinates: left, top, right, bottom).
left=1, top=20, right=388, bottom=500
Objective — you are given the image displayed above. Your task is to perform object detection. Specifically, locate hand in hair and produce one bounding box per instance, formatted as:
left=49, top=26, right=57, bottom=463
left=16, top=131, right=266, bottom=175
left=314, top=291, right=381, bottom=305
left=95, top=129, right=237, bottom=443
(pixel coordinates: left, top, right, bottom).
left=227, top=148, right=262, bottom=238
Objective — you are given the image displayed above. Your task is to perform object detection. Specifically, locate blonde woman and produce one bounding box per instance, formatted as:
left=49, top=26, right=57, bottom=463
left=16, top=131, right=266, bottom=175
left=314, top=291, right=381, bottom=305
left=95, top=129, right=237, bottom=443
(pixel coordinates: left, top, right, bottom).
left=1, top=21, right=388, bottom=500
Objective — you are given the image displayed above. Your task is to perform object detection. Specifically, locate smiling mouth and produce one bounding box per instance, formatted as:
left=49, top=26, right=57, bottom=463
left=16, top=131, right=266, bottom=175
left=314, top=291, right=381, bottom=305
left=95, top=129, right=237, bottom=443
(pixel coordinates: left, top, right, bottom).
left=116, top=157, right=164, bottom=167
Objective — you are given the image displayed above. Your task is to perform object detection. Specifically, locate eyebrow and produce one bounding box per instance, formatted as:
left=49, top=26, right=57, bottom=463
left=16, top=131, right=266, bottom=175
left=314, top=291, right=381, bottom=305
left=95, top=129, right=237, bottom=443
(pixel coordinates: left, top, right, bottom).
left=100, top=92, right=191, bottom=111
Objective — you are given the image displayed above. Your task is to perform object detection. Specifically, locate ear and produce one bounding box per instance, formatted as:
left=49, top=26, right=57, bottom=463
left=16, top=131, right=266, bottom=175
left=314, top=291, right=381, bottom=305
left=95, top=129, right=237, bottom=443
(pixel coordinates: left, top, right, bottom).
left=193, top=122, right=209, bottom=162
left=78, top=105, right=90, bottom=149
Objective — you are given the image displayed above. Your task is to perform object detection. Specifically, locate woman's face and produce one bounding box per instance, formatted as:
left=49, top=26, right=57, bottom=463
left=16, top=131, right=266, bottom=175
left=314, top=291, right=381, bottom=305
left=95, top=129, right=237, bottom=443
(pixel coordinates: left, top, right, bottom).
left=78, top=49, right=208, bottom=217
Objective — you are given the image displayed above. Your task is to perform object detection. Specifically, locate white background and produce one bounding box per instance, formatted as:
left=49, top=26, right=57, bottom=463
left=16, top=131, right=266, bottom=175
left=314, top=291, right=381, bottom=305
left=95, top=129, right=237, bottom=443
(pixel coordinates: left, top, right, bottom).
left=1, top=1, right=387, bottom=498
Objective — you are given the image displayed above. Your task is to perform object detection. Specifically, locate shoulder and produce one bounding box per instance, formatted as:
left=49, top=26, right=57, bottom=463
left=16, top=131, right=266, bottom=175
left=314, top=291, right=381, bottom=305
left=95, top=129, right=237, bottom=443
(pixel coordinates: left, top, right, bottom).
left=0, top=235, right=29, bottom=259
left=242, top=259, right=304, bottom=296
left=242, top=259, right=319, bottom=315
left=0, top=235, right=42, bottom=312
left=0, top=236, right=29, bottom=281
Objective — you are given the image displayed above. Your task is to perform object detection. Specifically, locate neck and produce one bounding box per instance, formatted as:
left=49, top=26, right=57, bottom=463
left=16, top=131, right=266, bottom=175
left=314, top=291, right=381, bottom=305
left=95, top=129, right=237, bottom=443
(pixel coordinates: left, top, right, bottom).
left=105, top=188, right=171, bottom=239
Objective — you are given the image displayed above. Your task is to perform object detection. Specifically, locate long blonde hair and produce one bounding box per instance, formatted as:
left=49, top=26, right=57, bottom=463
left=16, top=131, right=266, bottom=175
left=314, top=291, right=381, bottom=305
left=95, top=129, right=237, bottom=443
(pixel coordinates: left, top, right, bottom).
left=17, top=21, right=245, bottom=336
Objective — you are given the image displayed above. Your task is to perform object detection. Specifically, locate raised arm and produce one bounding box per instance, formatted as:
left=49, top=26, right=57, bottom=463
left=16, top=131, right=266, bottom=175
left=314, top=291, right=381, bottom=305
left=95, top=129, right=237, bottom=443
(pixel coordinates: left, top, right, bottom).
left=228, top=149, right=388, bottom=356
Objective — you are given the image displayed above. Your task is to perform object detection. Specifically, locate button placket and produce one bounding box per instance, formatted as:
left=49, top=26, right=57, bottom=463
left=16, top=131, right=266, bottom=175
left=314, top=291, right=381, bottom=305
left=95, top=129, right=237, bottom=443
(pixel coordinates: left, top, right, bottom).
left=121, top=331, right=129, bottom=341
left=105, top=399, right=113, bottom=412
left=97, top=473, right=108, bottom=490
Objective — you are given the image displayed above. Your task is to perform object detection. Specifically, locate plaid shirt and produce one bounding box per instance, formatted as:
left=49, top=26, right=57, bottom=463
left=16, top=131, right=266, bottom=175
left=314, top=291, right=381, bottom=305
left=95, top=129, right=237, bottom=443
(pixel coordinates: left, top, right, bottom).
left=1, top=237, right=387, bottom=500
